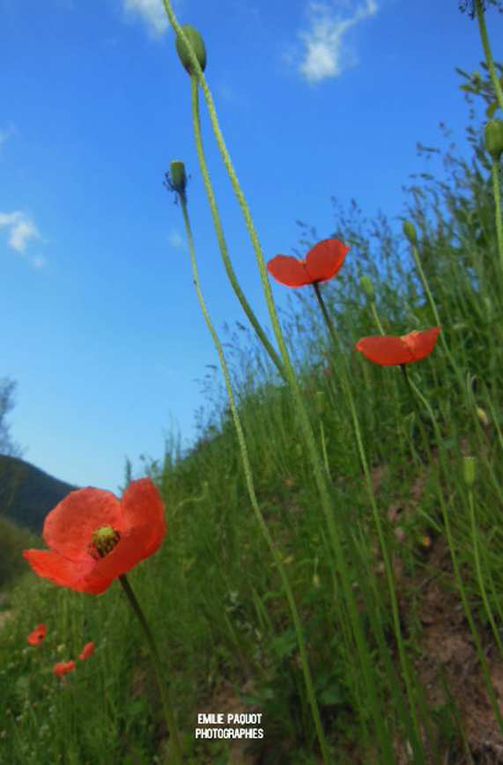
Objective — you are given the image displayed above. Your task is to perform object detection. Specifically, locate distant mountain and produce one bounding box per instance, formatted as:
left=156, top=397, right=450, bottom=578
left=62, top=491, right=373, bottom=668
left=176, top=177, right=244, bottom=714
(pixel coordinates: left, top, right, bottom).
left=0, top=455, right=77, bottom=533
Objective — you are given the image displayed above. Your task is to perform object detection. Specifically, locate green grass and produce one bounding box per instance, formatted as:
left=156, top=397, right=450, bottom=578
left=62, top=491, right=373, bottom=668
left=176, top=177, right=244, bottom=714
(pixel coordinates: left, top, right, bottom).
left=1, top=55, right=503, bottom=764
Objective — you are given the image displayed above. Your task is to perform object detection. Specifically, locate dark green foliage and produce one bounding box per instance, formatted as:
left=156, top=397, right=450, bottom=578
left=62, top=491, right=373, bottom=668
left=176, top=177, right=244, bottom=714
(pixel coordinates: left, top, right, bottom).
left=0, top=454, right=76, bottom=533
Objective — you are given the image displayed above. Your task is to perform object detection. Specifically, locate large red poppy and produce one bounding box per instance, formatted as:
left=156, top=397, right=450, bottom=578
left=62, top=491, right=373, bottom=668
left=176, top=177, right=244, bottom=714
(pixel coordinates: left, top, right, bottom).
left=23, top=479, right=166, bottom=596
left=267, top=239, right=350, bottom=288
left=355, top=328, right=441, bottom=367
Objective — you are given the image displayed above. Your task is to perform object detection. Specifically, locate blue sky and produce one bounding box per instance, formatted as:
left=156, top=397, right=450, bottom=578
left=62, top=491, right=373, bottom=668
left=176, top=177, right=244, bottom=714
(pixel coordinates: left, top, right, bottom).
left=0, top=0, right=496, bottom=491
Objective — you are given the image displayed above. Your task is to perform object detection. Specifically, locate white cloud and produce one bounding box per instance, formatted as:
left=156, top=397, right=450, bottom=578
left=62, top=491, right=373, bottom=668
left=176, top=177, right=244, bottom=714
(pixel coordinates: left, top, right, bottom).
left=295, top=0, right=378, bottom=84
left=122, top=0, right=168, bottom=35
left=0, top=211, right=45, bottom=268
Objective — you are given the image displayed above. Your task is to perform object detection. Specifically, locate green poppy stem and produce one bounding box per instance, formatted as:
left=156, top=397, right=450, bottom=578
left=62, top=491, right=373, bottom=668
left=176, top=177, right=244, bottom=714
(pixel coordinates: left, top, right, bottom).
left=490, top=159, right=503, bottom=275
left=118, top=575, right=183, bottom=764
left=475, top=0, right=503, bottom=114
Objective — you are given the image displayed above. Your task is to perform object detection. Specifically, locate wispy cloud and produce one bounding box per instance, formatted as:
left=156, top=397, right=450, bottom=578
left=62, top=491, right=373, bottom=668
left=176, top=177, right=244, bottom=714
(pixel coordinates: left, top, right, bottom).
left=122, top=0, right=169, bottom=36
left=0, top=211, right=45, bottom=268
left=294, top=0, right=378, bottom=84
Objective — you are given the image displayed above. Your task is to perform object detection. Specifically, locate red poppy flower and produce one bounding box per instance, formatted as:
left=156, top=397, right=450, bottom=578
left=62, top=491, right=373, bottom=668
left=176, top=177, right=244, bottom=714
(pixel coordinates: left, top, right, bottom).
left=27, top=624, right=47, bottom=647
left=267, top=239, right=350, bottom=288
left=355, top=328, right=441, bottom=367
left=23, top=479, right=167, bottom=596
left=79, top=641, right=95, bottom=661
left=53, top=661, right=76, bottom=678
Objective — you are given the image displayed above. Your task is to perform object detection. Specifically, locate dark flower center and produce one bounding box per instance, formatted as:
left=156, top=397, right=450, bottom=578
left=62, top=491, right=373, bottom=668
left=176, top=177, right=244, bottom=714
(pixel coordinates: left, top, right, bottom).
left=89, top=526, right=121, bottom=559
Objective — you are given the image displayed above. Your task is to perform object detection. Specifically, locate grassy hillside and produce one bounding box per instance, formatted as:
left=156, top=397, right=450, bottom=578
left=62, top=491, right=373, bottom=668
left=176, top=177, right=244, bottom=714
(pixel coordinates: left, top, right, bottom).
left=1, top=48, right=503, bottom=765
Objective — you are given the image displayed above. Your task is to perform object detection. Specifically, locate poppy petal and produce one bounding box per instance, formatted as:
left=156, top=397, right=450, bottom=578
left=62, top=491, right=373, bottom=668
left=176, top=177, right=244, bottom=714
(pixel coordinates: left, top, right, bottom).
left=304, top=239, right=350, bottom=284
left=79, top=641, right=95, bottom=661
left=267, top=255, right=309, bottom=288
left=356, top=336, right=415, bottom=366
left=23, top=549, right=97, bottom=591
left=402, top=327, right=441, bottom=362
left=43, top=488, right=124, bottom=560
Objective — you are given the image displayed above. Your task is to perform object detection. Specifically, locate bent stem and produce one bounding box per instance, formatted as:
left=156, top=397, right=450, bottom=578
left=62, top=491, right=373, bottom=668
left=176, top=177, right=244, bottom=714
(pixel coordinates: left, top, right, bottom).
left=190, top=76, right=286, bottom=380
left=119, top=575, right=183, bottom=764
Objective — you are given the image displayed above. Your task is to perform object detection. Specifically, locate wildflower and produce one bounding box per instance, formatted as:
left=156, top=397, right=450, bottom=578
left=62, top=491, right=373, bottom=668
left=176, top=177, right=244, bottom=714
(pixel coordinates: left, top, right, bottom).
left=23, top=479, right=167, bottom=596
left=53, top=661, right=76, bottom=678
left=355, top=328, right=441, bottom=367
left=79, top=642, right=95, bottom=661
left=27, top=624, right=47, bottom=647
left=267, top=239, right=350, bottom=289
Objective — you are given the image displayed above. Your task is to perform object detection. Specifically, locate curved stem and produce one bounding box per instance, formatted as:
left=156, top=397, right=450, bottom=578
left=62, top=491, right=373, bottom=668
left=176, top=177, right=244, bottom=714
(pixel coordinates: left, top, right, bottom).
left=190, top=76, right=286, bottom=380
left=119, top=575, right=183, bottom=764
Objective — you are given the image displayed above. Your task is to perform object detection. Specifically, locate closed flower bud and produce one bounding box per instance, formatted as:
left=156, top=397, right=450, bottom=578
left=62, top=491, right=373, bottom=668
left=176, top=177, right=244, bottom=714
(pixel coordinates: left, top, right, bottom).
left=360, top=275, right=375, bottom=300
left=175, top=25, right=207, bottom=76
left=485, top=120, right=503, bottom=161
left=476, top=406, right=490, bottom=427
left=463, top=456, right=477, bottom=487
left=170, top=161, right=187, bottom=195
left=403, top=221, right=418, bottom=245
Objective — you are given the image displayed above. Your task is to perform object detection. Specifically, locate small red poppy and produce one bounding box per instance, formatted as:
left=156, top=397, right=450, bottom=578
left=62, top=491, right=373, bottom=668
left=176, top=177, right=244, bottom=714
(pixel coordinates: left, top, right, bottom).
left=355, top=328, right=441, bottom=367
left=23, top=479, right=167, bottom=596
left=27, top=624, right=47, bottom=647
left=79, top=641, right=95, bottom=661
left=267, top=239, right=350, bottom=288
left=53, top=661, right=76, bottom=678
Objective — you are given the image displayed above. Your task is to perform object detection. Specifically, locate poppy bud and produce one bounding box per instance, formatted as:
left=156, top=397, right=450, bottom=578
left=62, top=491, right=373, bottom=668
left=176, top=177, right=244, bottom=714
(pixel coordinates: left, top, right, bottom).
left=476, top=406, right=490, bottom=427
left=170, top=161, right=187, bottom=195
left=463, top=456, right=477, bottom=487
left=403, top=221, right=418, bottom=245
left=485, top=120, right=503, bottom=161
left=175, top=25, right=207, bottom=76
left=360, top=276, right=375, bottom=300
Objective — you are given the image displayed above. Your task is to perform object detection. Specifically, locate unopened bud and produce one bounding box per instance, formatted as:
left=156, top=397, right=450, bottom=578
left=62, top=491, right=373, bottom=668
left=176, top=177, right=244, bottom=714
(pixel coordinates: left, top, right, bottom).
left=476, top=407, right=490, bottom=427
left=175, top=25, right=207, bottom=76
left=360, top=276, right=375, bottom=300
left=169, top=161, right=187, bottom=195
left=403, top=221, right=418, bottom=245
left=485, top=120, right=503, bottom=161
left=463, top=456, right=477, bottom=487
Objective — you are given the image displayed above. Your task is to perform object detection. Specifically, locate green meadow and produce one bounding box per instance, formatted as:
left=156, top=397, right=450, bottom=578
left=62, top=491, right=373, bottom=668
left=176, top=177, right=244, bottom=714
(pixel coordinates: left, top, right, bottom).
left=2, top=2, right=503, bottom=763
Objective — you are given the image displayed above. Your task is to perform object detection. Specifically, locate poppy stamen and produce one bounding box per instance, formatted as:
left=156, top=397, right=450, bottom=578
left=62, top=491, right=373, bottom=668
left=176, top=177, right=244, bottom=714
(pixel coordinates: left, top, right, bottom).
left=89, top=526, right=121, bottom=559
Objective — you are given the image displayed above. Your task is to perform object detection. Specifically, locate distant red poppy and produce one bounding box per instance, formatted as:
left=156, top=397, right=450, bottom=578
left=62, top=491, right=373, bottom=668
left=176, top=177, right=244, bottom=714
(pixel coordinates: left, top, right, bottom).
left=79, top=641, right=95, bottom=661
left=356, top=328, right=441, bottom=367
left=267, top=239, right=350, bottom=288
left=27, top=624, right=47, bottom=647
left=53, top=661, right=76, bottom=678
left=23, top=479, right=167, bottom=596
